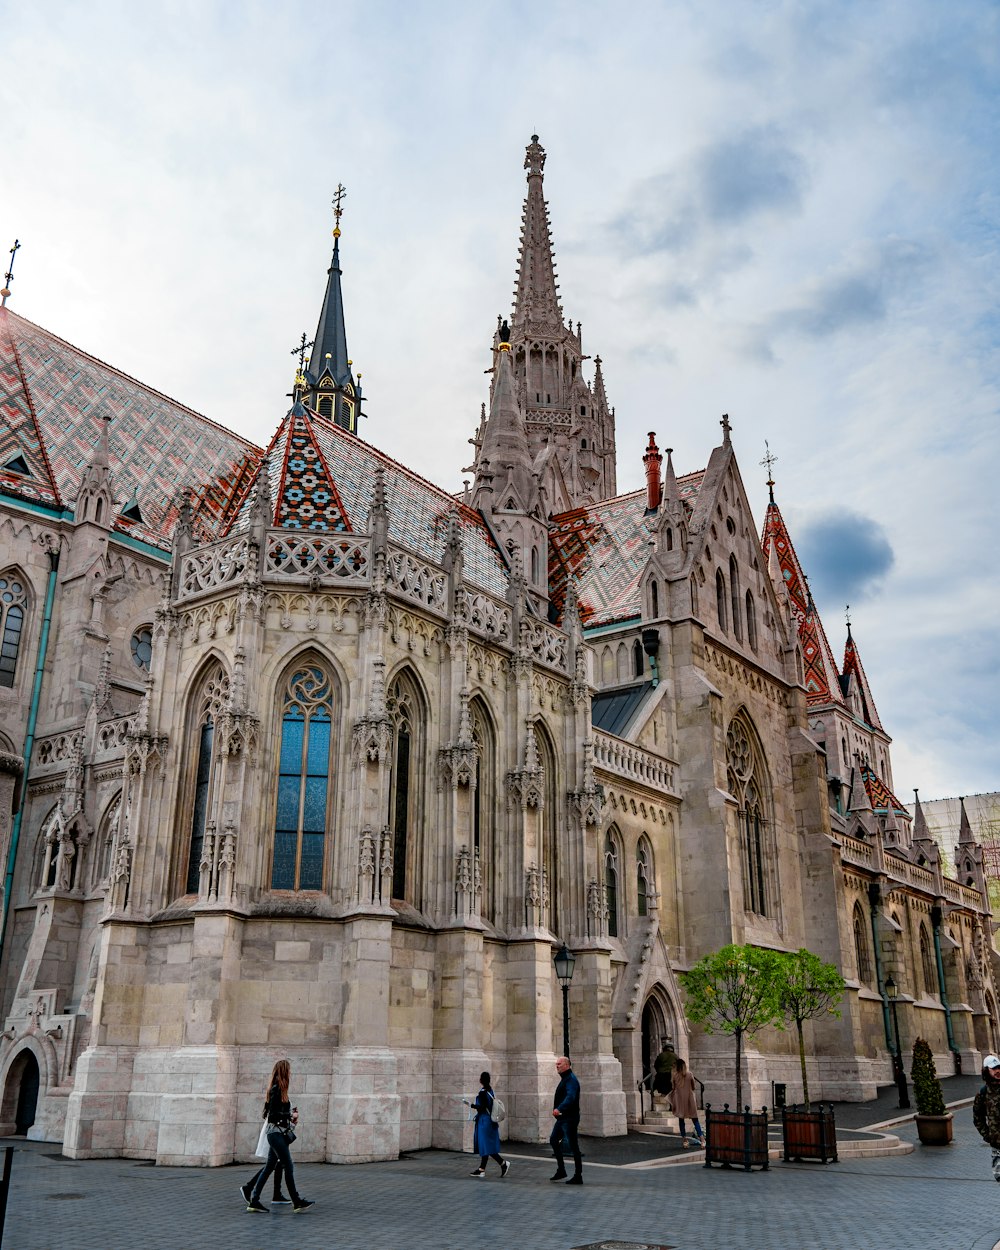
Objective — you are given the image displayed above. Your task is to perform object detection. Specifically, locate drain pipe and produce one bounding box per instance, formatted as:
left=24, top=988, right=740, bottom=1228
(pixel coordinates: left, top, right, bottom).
left=0, top=547, right=59, bottom=963
left=868, top=882, right=893, bottom=1050
left=641, top=628, right=661, bottom=688
left=930, top=905, right=960, bottom=1073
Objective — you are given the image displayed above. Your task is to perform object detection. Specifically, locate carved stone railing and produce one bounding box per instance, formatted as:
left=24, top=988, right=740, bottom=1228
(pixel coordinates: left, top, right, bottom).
left=96, top=715, right=136, bottom=755
left=942, top=877, right=987, bottom=910
left=384, top=546, right=448, bottom=613
left=593, top=731, right=677, bottom=794
left=35, top=731, right=84, bottom=768
left=456, top=587, right=512, bottom=645
left=265, top=531, right=371, bottom=583
left=522, top=619, right=569, bottom=674
left=178, top=534, right=253, bottom=601
left=839, top=834, right=876, bottom=870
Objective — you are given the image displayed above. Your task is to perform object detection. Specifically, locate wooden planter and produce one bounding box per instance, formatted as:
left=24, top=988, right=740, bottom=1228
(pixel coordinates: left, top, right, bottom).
left=915, top=1112, right=954, bottom=1146
left=704, top=1104, right=770, bottom=1172
left=781, top=1104, right=838, bottom=1163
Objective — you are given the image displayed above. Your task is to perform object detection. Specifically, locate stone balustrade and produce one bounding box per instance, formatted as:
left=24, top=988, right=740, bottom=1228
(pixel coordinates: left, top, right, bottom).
left=593, top=731, right=677, bottom=794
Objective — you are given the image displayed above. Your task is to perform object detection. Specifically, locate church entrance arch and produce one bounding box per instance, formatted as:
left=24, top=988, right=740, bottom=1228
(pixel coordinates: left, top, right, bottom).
left=640, top=990, right=677, bottom=1088
left=1, top=1050, right=40, bottom=1136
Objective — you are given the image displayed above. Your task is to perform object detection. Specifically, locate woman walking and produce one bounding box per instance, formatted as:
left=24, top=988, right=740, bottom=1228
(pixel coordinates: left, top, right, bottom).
left=246, top=1059, right=314, bottom=1213
left=671, top=1057, right=705, bottom=1148
left=467, top=1071, right=510, bottom=1178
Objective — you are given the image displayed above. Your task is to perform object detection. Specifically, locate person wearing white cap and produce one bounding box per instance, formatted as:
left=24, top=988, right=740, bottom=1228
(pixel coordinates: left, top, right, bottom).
left=973, top=1055, right=1000, bottom=1179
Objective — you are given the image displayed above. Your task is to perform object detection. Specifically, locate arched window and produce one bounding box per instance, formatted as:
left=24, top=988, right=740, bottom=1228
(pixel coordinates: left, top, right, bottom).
left=666, top=527, right=673, bottom=551
left=0, top=572, right=27, bottom=688
left=388, top=670, right=424, bottom=903
left=604, top=829, right=620, bottom=938
left=94, top=793, right=121, bottom=890
left=729, top=555, right=742, bottom=642
left=536, top=723, right=559, bottom=933
left=633, top=639, right=644, bottom=678
left=318, top=395, right=333, bottom=419
left=636, top=837, right=652, bottom=917
left=716, top=569, right=727, bottom=633
left=601, top=646, right=613, bottom=685
left=470, top=697, right=496, bottom=919
left=745, top=591, right=757, bottom=651
left=184, top=664, right=229, bottom=894
left=920, top=925, right=936, bottom=999
left=650, top=580, right=659, bottom=617
left=272, top=664, right=334, bottom=890
left=531, top=546, right=539, bottom=583
left=853, top=902, right=872, bottom=984
left=616, top=642, right=629, bottom=683
left=726, top=713, right=774, bottom=917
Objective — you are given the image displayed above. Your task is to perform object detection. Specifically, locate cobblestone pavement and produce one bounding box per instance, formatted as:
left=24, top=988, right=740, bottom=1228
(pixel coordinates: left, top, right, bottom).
left=3, top=1105, right=999, bottom=1250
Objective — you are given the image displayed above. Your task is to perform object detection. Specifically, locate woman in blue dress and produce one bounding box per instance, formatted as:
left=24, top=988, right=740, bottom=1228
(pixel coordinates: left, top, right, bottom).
left=467, top=1071, right=509, bottom=1178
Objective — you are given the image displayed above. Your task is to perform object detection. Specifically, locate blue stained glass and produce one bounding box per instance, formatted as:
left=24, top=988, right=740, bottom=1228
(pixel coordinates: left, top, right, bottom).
left=279, top=718, right=304, bottom=773
left=271, top=830, right=297, bottom=889
left=306, top=717, right=330, bottom=773
left=299, top=833, right=324, bottom=890
left=302, top=776, right=328, bottom=831
left=276, top=776, right=300, bottom=829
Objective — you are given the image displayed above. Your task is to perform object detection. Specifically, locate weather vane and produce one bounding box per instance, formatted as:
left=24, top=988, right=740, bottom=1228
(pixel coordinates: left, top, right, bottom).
left=291, top=331, right=313, bottom=373
left=332, top=183, right=347, bottom=237
left=845, top=604, right=852, bottom=630
left=1, top=239, right=20, bottom=308
left=760, top=440, right=778, bottom=501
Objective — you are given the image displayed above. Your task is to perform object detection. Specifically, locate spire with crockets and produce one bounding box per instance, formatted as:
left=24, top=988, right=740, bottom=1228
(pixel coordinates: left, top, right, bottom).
left=303, top=185, right=362, bottom=435
left=477, top=136, right=616, bottom=511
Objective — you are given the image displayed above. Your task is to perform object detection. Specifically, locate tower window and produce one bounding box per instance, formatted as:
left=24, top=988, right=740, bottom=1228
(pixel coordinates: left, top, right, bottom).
left=318, top=396, right=333, bottom=419
left=0, top=574, right=27, bottom=688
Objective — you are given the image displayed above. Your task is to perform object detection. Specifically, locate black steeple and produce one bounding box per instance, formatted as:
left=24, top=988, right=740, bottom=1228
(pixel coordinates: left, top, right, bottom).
left=303, top=184, right=360, bottom=434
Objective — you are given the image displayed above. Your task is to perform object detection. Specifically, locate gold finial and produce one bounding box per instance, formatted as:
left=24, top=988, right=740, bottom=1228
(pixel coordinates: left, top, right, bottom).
left=332, top=183, right=347, bottom=238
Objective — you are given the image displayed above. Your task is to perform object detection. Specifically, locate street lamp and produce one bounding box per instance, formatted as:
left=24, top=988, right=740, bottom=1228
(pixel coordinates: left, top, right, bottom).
left=553, top=944, right=576, bottom=1059
left=885, top=975, right=911, bottom=1110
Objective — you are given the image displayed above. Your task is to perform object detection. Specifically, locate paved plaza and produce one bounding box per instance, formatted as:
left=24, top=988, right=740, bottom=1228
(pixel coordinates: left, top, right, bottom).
left=3, top=1103, right=999, bottom=1250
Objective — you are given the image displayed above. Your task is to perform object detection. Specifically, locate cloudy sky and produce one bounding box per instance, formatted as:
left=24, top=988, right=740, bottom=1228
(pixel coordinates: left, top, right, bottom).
left=3, top=0, right=997, bottom=802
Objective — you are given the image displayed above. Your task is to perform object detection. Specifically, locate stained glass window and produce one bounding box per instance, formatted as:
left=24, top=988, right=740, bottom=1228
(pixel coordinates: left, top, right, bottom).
left=130, top=626, right=153, bottom=671
left=726, top=714, right=774, bottom=917
left=604, top=830, right=620, bottom=938
left=272, top=666, right=333, bottom=890
left=0, top=574, right=27, bottom=688
left=185, top=666, right=229, bottom=893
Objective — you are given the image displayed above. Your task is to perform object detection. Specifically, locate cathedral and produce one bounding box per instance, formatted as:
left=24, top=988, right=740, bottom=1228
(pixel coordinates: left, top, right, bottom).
left=0, top=136, right=996, bottom=1166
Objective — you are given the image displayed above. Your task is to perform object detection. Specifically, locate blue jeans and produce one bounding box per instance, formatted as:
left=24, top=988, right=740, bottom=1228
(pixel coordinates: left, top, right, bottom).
left=252, top=1130, right=301, bottom=1204
left=679, top=1117, right=703, bottom=1139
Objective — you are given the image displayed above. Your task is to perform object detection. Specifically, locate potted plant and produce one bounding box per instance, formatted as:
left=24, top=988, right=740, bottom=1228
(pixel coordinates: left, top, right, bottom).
left=911, top=1036, right=953, bottom=1145
left=682, top=944, right=782, bottom=1170
left=775, top=948, right=845, bottom=1162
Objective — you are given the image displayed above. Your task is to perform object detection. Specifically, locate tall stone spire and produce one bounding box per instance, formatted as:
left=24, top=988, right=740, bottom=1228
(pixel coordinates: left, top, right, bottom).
left=477, top=136, right=617, bottom=511
left=304, top=187, right=361, bottom=434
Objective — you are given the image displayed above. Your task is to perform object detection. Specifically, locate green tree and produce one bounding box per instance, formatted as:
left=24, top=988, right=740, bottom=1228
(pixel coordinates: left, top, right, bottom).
left=911, top=1036, right=946, bottom=1116
left=681, top=944, right=784, bottom=1109
left=775, top=949, right=846, bottom=1108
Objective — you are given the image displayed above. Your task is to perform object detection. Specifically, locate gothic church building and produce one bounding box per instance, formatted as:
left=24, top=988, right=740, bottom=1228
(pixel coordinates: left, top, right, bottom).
left=0, top=137, right=995, bottom=1164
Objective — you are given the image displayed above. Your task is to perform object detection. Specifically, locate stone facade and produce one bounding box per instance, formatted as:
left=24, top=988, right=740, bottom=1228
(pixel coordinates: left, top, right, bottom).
left=0, top=136, right=996, bottom=1164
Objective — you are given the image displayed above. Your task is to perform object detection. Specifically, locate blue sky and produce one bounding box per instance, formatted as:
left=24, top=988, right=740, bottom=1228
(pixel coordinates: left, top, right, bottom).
left=2, top=0, right=997, bottom=798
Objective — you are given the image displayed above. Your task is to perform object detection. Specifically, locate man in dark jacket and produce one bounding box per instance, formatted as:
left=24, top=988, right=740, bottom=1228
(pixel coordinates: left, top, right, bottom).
left=973, top=1054, right=1000, bottom=1179
left=550, top=1056, right=583, bottom=1184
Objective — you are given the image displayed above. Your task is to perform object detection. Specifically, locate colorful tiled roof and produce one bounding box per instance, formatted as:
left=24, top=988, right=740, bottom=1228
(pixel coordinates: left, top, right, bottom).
left=229, top=404, right=510, bottom=599
left=761, top=500, right=844, bottom=706
left=862, top=764, right=907, bottom=815
left=550, top=471, right=704, bottom=628
left=842, top=630, right=884, bottom=731
left=0, top=309, right=261, bottom=550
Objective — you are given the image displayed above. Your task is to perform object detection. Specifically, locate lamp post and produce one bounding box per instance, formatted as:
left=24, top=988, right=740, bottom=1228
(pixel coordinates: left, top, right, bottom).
left=885, top=975, right=911, bottom=1109
left=553, top=944, right=576, bottom=1059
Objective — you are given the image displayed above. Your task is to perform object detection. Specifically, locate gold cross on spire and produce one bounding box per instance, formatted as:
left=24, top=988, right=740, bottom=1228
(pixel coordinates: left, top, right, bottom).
left=760, top=439, right=778, bottom=502
left=332, top=184, right=347, bottom=238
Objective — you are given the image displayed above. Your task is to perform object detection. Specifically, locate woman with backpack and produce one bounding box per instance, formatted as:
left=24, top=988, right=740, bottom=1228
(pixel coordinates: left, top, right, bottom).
left=466, top=1070, right=510, bottom=1178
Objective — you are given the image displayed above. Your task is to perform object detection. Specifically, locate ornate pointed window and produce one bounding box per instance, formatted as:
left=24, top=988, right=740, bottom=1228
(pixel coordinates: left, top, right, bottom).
left=184, top=664, right=229, bottom=893
left=536, top=723, right=559, bottom=933
left=0, top=572, right=27, bottom=688
left=745, top=591, right=757, bottom=651
left=729, top=555, right=742, bottom=642
left=470, top=697, right=496, bottom=918
left=604, top=828, right=621, bottom=938
left=726, top=713, right=775, bottom=917
left=853, top=901, right=872, bottom=984
left=388, top=671, right=424, bottom=902
left=272, top=665, right=334, bottom=890
left=716, top=569, right=727, bottom=633
left=633, top=639, right=644, bottom=678
left=920, top=925, right=936, bottom=999
left=636, top=837, right=653, bottom=917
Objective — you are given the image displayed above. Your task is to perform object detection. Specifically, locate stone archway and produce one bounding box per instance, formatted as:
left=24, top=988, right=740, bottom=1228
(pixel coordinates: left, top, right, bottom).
left=1, top=1050, right=40, bottom=1136
left=640, top=989, right=679, bottom=1087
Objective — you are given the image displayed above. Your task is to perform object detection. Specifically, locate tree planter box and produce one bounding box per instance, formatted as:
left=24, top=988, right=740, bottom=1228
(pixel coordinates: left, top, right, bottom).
left=781, top=1104, right=838, bottom=1163
left=704, top=1104, right=769, bottom=1172
left=915, top=1112, right=954, bottom=1146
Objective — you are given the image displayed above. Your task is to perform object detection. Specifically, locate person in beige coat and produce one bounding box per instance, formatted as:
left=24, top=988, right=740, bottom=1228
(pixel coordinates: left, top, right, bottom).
left=671, top=1058, right=704, bottom=1148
